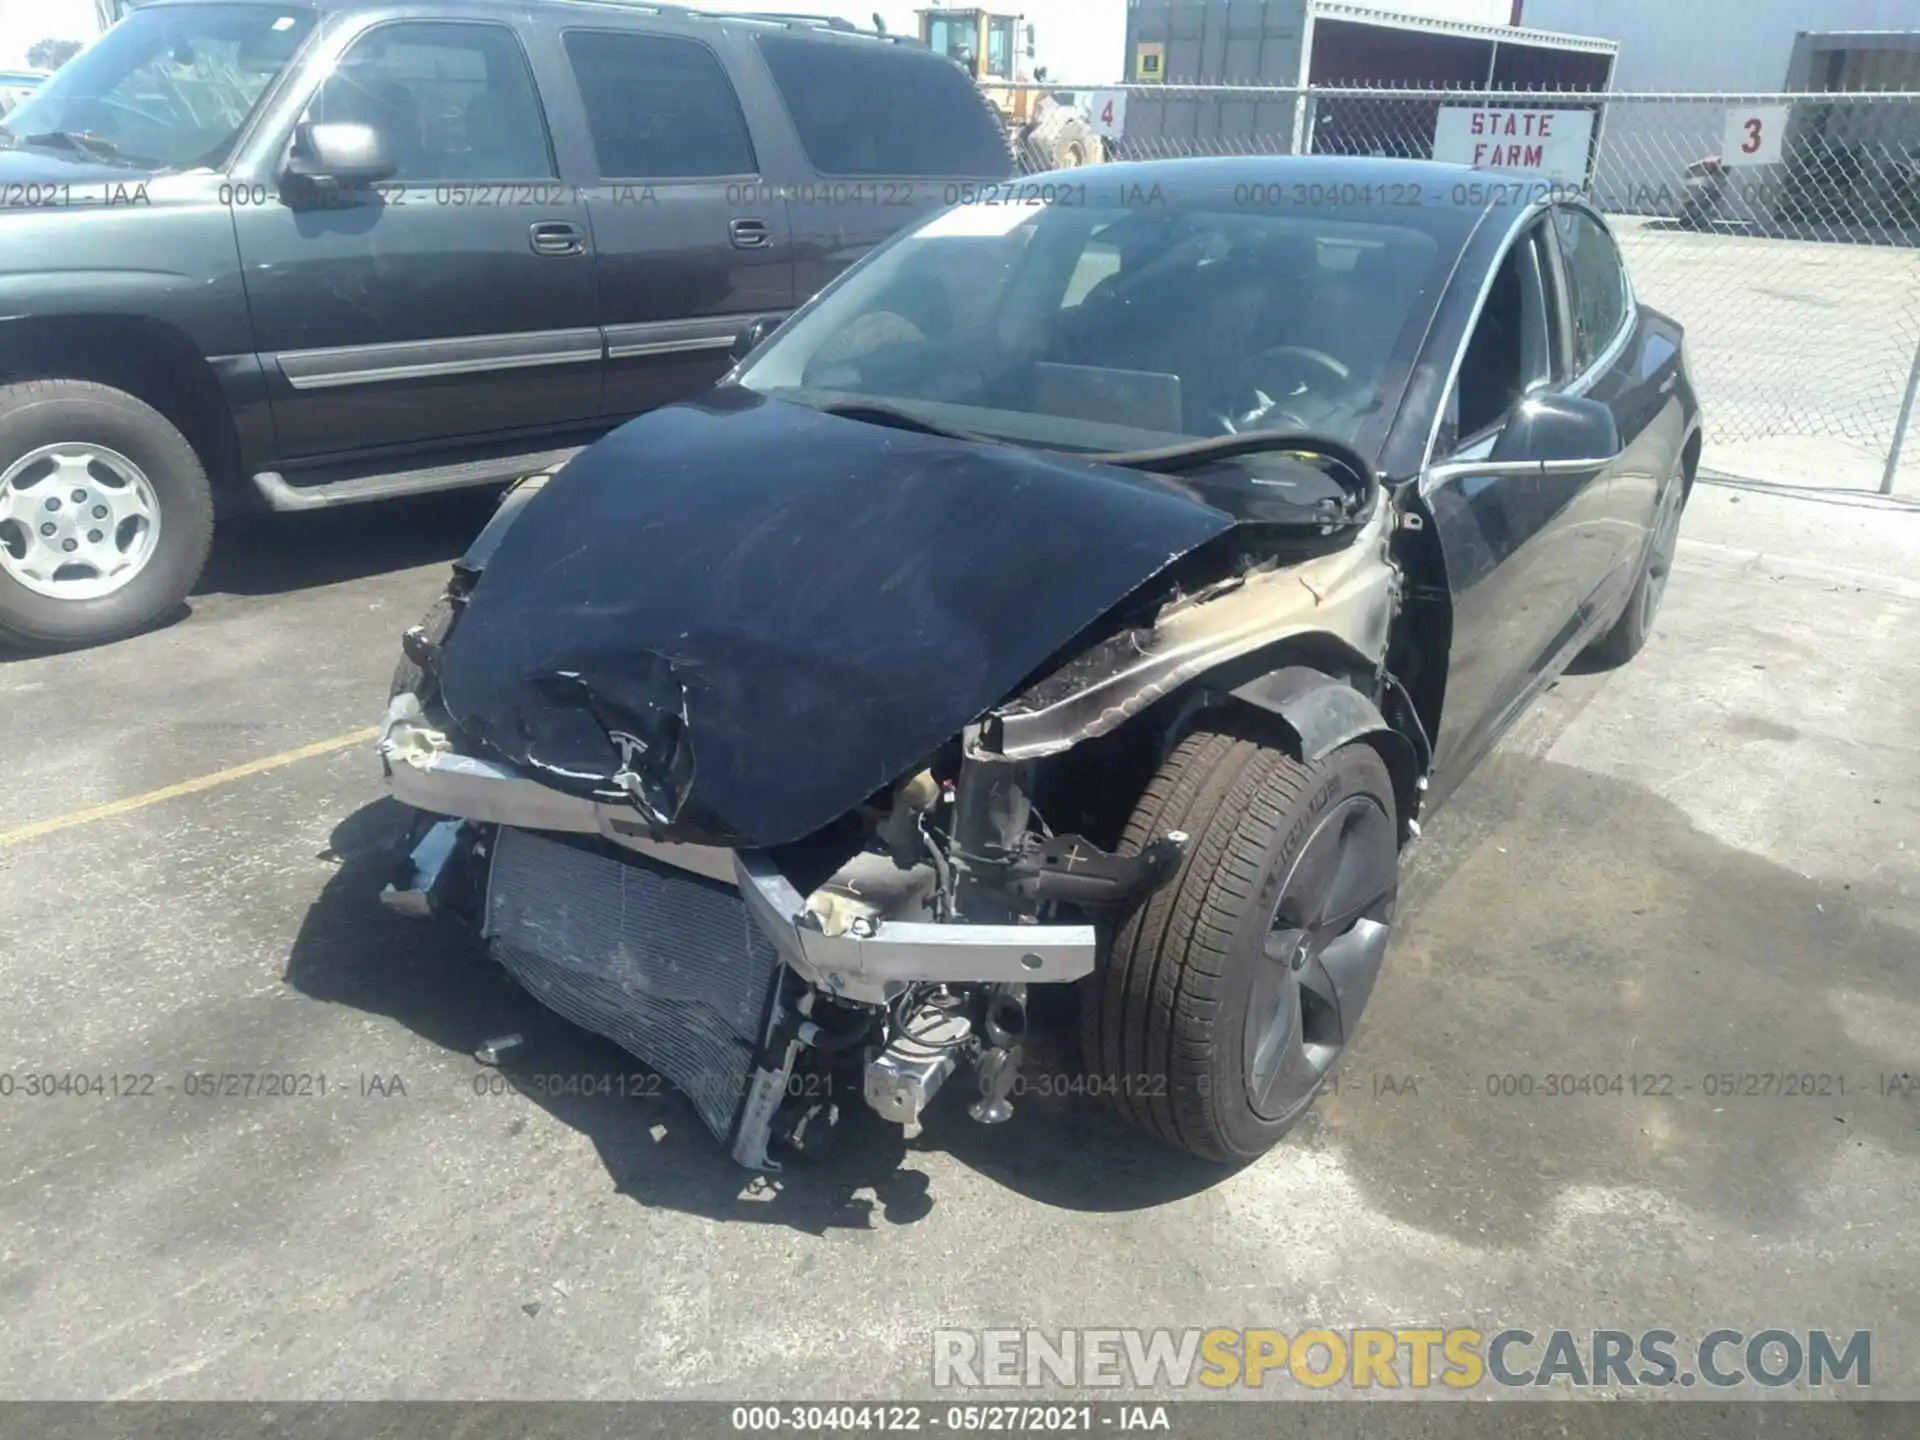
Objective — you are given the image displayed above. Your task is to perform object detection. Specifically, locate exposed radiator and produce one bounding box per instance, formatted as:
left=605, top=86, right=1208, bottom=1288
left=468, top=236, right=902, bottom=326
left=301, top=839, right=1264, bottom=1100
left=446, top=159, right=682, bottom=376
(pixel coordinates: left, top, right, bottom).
left=483, top=826, right=783, bottom=1144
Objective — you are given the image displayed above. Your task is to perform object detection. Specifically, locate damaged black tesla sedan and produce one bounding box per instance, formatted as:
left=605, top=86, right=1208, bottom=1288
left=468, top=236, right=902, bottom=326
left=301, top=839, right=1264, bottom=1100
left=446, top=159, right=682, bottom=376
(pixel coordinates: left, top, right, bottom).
left=376, top=157, right=1701, bottom=1169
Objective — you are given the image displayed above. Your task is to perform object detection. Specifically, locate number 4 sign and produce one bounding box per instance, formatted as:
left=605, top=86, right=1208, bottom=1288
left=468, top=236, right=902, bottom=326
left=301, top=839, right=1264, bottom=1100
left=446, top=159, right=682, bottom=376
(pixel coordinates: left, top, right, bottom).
left=1723, top=105, right=1789, bottom=166
left=1083, top=90, right=1128, bottom=140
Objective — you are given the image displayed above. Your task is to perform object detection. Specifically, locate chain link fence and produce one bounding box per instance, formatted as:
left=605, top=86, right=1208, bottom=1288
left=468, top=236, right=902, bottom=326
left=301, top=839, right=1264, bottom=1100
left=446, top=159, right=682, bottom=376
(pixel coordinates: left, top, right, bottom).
left=1008, top=84, right=1920, bottom=495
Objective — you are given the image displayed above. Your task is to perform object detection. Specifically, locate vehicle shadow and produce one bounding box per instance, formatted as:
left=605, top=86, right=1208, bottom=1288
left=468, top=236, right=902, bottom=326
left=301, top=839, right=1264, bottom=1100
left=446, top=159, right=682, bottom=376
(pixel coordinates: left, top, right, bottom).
left=0, top=490, right=502, bottom=662
left=286, top=798, right=1222, bottom=1231
left=289, top=739, right=1918, bottom=1243
left=1323, top=752, right=1920, bottom=1247
left=195, top=487, right=505, bottom=600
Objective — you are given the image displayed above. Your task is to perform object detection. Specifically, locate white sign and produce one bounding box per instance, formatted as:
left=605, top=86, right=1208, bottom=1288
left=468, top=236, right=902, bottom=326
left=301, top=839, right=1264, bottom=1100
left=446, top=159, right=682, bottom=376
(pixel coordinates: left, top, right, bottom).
left=1722, top=105, right=1789, bottom=167
left=1432, top=106, right=1596, bottom=184
left=1082, top=90, right=1128, bottom=139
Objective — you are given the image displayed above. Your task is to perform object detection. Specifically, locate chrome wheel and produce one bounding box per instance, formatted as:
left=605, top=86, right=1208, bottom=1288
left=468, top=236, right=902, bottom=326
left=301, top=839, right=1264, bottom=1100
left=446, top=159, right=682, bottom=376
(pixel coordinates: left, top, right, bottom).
left=1243, top=792, right=1398, bottom=1122
left=0, top=442, right=162, bottom=600
left=1638, top=468, right=1686, bottom=634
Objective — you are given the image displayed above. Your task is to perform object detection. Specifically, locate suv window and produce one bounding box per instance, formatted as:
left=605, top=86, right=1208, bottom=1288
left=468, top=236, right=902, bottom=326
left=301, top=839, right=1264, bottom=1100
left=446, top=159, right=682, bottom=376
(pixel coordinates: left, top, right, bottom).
left=307, top=22, right=554, bottom=181
left=755, top=35, right=1011, bottom=178
left=562, top=30, right=756, bottom=179
left=0, top=4, right=314, bottom=169
left=1553, top=208, right=1631, bottom=374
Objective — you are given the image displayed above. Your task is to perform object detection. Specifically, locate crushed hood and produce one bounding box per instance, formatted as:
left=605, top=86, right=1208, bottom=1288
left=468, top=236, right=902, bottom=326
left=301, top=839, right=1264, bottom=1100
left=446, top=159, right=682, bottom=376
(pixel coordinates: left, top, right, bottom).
left=436, top=390, right=1239, bottom=847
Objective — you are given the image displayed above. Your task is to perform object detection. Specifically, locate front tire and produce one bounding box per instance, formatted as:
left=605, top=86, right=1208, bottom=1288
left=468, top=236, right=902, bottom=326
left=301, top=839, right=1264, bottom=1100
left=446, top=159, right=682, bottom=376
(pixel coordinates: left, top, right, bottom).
left=0, top=379, right=214, bottom=650
left=1083, top=726, right=1400, bottom=1163
left=1587, top=458, right=1688, bottom=668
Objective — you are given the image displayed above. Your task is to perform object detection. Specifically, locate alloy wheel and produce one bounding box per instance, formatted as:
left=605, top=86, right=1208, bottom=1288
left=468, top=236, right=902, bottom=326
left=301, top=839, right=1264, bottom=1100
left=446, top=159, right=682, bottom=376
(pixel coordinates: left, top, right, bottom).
left=1243, top=792, right=1398, bottom=1121
left=0, top=442, right=162, bottom=601
left=1638, top=467, right=1687, bottom=633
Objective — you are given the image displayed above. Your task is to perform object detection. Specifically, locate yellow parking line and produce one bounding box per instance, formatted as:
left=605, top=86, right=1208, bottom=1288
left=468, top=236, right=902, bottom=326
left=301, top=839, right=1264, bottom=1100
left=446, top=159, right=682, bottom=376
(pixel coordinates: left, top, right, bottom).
left=0, top=726, right=381, bottom=850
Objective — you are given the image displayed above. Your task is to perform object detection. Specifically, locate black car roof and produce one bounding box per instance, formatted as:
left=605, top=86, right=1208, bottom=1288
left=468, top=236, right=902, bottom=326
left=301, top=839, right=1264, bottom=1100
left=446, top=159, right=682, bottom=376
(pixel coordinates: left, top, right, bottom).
left=1068, top=155, right=1539, bottom=217
left=976, top=155, right=1542, bottom=252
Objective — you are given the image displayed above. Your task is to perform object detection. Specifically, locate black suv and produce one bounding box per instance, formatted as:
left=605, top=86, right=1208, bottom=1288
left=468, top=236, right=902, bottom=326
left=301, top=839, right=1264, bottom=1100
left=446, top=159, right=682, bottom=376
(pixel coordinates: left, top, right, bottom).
left=0, top=0, right=1013, bottom=648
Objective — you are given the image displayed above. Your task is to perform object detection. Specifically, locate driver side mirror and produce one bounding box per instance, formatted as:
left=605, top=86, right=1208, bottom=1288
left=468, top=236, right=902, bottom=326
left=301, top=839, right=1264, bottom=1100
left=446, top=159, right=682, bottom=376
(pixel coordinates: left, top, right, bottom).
left=1491, top=392, right=1622, bottom=466
left=283, top=121, right=394, bottom=198
left=1429, top=392, right=1622, bottom=485
left=729, top=314, right=782, bottom=363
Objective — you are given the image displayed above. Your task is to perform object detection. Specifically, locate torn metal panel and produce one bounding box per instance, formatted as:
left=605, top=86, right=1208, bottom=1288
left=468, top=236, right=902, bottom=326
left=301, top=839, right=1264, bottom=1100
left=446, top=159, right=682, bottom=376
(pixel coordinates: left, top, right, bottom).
left=431, top=391, right=1243, bottom=849
left=379, top=694, right=739, bottom=884
left=983, top=500, right=1399, bottom=760
left=733, top=850, right=1097, bottom=1006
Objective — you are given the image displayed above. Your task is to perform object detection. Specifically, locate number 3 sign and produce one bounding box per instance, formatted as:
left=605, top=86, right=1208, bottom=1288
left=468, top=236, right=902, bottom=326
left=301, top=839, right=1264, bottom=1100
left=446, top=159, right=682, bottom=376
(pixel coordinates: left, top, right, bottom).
left=1722, top=106, right=1789, bottom=166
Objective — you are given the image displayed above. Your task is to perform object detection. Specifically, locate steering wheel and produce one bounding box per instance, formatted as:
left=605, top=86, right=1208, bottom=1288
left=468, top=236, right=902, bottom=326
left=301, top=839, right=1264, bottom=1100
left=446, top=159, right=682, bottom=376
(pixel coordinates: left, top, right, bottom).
left=1250, top=345, right=1351, bottom=389
left=1219, top=345, right=1352, bottom=433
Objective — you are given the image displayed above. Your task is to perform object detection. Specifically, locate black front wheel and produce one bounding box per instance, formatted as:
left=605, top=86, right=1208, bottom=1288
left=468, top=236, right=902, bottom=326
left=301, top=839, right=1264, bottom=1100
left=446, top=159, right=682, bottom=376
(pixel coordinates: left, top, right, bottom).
left=1587, top=458, right=1689, bottom=668
left=1083, top=726, right=1399, bottom=1163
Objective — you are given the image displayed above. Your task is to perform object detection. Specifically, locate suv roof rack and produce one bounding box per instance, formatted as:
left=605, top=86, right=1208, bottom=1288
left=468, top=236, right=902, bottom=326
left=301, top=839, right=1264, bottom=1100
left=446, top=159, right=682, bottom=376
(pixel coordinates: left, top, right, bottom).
left=727, top=11, right=858, bottom=28
left=570, top=2, right=924, bottom=44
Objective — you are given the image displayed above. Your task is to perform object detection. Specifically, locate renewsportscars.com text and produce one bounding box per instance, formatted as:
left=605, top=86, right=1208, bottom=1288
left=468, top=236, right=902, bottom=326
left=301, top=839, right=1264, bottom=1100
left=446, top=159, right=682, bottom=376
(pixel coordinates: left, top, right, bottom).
left=932, top=1328, right=1871, bottom=1391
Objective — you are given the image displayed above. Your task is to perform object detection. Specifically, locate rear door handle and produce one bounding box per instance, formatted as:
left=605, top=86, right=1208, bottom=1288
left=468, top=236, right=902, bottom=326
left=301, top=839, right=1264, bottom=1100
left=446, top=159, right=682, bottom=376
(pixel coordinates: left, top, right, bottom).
left=730, top=217, right=771, bottom=249
left=529, top=221, right=585, bottom=257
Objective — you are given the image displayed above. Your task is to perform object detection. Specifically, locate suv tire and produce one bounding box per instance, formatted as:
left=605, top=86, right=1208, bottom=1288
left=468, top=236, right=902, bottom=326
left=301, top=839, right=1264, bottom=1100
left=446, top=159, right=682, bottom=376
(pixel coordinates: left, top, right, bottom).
left=0, top=379, right=215, bottom=650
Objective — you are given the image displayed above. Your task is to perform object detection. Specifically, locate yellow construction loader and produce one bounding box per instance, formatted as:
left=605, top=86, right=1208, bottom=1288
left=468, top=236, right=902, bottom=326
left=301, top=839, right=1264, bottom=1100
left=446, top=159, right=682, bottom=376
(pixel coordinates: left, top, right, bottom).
left=912, top=8, right=1103, bottom=170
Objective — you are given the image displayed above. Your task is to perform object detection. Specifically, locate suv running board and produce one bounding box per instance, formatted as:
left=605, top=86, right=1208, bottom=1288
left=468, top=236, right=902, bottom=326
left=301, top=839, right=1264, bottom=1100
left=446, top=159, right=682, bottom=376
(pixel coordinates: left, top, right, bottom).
left=251, top=447, right=584, bottom=512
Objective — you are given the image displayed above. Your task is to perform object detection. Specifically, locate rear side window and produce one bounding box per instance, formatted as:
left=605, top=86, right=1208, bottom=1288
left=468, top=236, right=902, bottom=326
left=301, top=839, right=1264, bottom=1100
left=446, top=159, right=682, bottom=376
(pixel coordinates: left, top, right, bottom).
left=1553, top=208, right=1631, bottom=373
left=755, top=35, right=1011, bottom=178
left=562, top=30, right=756, bottom=178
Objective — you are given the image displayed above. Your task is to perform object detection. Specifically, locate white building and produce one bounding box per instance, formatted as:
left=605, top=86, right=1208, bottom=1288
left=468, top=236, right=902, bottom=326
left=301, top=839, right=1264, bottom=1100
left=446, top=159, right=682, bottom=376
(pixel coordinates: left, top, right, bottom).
left=1520, top=0, right=1920, bottom=218
left=1520, top=0, right=1920, bottom=93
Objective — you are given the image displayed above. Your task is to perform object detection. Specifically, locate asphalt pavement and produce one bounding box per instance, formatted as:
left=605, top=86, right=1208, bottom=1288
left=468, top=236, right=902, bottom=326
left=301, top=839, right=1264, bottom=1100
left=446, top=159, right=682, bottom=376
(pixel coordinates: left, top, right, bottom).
left=0, top=477, right=1915, bottom=1402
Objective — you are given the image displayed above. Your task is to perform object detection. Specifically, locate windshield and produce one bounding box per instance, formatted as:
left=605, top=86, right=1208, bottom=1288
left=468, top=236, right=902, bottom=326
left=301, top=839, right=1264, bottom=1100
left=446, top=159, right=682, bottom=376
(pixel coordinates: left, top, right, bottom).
left=734, top=187, right=1454, bottom=465
left=0, top=5, right=315, bottom=169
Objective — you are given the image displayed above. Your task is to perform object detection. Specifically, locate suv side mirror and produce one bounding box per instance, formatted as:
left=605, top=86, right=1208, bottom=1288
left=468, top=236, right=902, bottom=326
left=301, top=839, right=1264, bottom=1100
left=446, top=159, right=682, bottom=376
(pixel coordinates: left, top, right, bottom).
left=729, top=315, right=781, bottom=363
left=1490, top=391, right=1622, bottom=467
left=284, top=121, right=394, bottom=196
